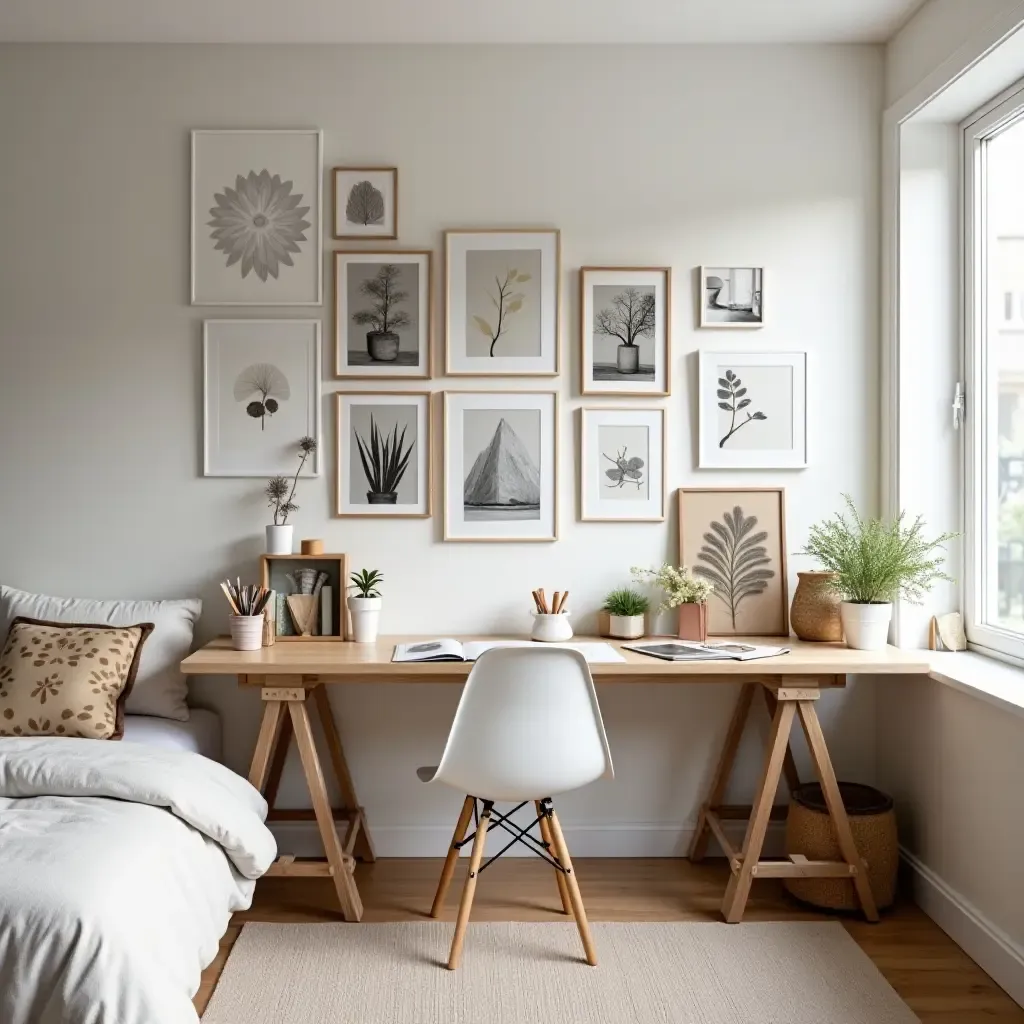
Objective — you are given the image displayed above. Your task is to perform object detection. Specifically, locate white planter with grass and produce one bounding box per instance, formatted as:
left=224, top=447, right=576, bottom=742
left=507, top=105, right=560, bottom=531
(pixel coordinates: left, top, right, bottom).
left=601, top=586, right=650, bottom=641
left=608, top=614, right=645, bottom=640
left=839, top=602, right=893, bottom=650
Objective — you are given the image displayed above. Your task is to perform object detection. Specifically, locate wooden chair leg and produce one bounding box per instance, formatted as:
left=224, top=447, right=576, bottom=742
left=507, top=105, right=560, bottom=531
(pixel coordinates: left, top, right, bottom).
left=448, top=801, right=492, bottom=970
left=431, top=796, right=475, bottom=918
left=536, top=800, right=571, bottom=914
left=547, top=808, right=597, bottom=966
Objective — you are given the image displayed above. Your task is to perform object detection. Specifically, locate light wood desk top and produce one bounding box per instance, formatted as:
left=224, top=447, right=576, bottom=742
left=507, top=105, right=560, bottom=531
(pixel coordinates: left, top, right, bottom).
left=180, top=635, right=933, bottom=682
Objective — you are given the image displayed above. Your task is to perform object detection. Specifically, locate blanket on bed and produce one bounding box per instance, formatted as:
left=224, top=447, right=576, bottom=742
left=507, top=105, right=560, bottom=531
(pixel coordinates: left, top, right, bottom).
left=0, top=738, right=277, bottom=1024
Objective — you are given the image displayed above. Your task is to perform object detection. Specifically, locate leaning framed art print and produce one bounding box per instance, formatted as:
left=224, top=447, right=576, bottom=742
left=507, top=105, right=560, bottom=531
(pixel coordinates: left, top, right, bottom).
left=445, top=229, right=560, bottom=376
left=580, top=408, right=665, bottom=521
left=443, top=391, right=558, bottom=542
left=191, top=129, right=323, bottom=305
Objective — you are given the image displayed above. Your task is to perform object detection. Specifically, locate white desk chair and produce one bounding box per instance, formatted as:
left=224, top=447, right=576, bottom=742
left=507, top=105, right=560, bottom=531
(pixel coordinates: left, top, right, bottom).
left=417, top=646, right=614, bottom=970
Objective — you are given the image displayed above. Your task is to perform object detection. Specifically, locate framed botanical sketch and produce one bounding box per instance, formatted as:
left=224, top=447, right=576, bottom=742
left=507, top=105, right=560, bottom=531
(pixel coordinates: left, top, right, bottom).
left=699, top=266, right=764, bottom=327
left=580, top=267, right=670, bottom=396
left=445, top=229, right=560, bottom=376
left=698, top=350, right=807, bottom=469
left=580, top=408, right=665, bottom=521
left=443, top=391, right=558, bottom=542
left=333, top=251, right=431, bottom=379
left=678, top=487, right=789, bottom=636
left=203, top=320, right=321, bottom=477
left=334, top=392, right=431, bottom=517
left=191, top=129, right=322, bottom=305
left=332, top=167, right=398, bottom=240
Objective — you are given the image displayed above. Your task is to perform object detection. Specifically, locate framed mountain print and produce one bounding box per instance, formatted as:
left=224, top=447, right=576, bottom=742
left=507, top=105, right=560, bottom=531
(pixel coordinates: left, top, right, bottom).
left=580, top=408, right=665, bottom=521
left=443, top=391, right=558, bottom=542
left=445, top=229, right=560, bottom=376
left=191, top=129, right=322, bottom=305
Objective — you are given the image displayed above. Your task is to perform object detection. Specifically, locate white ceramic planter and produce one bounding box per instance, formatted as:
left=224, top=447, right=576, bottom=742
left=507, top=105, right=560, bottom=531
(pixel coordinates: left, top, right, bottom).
left=531, top=612, right=574, bottom=642
left=840, top=602, right=893, bottom=650
left=229, top=615, right=264, bottom=651
left=265, top=524, right=294, bottom=555
left=348, top=595, right=382, bottom=643
left=608, top=614, right=645, bottom=640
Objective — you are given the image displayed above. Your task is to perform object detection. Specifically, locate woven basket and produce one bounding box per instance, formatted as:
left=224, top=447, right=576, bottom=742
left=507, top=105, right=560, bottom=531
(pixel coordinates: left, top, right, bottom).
left=784, top=782, right=898, bottom=911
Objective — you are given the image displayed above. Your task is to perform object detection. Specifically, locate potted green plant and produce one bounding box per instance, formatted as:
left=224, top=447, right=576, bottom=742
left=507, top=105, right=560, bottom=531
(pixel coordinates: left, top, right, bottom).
left=601, top=588, right=649, bottom=640
left=802, top=495, right=956, bottom=650
left=352, top=263, right=412, bottom=363
left=263, top=436, right=317, bottom=554
left=347, top=568, right=383, bottom=643
left=354, top=417, right=415, bottom=505
left=632, top=564, right=714, bottom=641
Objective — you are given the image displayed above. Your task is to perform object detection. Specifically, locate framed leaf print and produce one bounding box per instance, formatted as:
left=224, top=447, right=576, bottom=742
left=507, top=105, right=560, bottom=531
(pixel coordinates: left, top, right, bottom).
left=332, top=167, right=398, bottom=240
left=677, top=487, right=789, bottom=637
left=580, top=408, right=665, bottom=521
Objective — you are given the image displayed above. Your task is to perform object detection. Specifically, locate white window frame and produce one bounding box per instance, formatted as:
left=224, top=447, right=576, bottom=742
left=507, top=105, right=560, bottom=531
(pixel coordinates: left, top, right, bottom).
left=963, top=78, right=1024, bottom=662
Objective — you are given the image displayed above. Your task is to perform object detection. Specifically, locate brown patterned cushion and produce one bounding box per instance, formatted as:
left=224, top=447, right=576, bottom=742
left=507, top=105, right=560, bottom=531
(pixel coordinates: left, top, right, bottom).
left=0, top=617, right=154, bottom=740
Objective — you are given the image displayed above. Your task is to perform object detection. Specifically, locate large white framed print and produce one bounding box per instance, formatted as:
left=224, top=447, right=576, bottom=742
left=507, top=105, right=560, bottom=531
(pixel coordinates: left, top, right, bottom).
left=203, top=320, right=321, bottom=477
left=443, top=391, right=558, bottom=542
left=192, top=129, right=323, bottom=305
left=698, top=350, right=807, bottom=469
left=580, top=408, right=666, bottom=521
left=445, top=230, right=560, bottom=376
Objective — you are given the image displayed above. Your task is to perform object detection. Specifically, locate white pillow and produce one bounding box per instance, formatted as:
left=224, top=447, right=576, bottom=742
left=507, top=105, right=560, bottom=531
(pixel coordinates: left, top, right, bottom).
left=0, top=587, right=201, bottom=722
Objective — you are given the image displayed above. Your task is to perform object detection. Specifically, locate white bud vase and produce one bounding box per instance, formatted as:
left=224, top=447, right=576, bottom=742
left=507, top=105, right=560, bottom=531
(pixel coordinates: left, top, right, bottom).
left=347, top=596, right=382, bottom=643
left=265, top=524, right=293, bottom=555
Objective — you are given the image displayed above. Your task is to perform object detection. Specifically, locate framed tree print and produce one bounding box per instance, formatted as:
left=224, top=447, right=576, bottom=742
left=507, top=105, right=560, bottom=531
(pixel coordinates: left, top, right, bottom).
left=698, top=350, right=807, bottom=469
left=580, top=408, right=665, bottom=521
left=203, top=320, right=321, bottom=477
left=332, top=167, right=398, bottom=240
left=443, top=391, right=558, bottom=542
left=334, top=392, right=431, bottom=517
left=334, top=251, right=431, bottom=379
left=580, top=267, right=671, bottom=396
left=678, top=487, right=789, bottom=636
left=445, top=229, right=560, bottom=376
left=191, top=129, right=322, bottom=305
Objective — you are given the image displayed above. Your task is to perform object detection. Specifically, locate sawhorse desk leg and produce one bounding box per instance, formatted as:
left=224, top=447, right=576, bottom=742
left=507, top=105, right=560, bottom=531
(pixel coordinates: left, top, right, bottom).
left=689, top=676, right=878, bottom=925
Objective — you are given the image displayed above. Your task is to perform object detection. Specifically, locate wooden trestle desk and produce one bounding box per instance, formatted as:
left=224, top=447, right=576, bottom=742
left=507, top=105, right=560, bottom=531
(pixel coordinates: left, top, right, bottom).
left=180, top=636, right=931, bottom=925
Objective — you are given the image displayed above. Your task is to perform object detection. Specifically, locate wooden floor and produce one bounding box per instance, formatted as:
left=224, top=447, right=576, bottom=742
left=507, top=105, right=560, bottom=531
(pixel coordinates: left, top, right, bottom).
left=197, top=858, right=1024, bottom=1022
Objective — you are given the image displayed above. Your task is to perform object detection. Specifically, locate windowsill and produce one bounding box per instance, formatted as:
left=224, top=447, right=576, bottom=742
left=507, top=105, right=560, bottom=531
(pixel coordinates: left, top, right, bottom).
left=928, top=650, right=1024, bottom=719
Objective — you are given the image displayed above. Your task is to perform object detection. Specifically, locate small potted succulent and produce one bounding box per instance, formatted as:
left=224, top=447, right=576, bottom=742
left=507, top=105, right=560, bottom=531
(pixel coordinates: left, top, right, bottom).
left=263, top=436, right=317, bottom=555
left=347, top=568, right=383, bottom=644
left=633, top=564, right=714, bottom=642
left=601, top=588, right=649, bottom=640
left=802, top=495, right=956, bottom=650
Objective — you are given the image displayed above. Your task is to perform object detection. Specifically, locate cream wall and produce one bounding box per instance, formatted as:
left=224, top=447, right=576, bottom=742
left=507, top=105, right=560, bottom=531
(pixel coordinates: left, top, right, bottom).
left=0, top=43, right=882, bottom=854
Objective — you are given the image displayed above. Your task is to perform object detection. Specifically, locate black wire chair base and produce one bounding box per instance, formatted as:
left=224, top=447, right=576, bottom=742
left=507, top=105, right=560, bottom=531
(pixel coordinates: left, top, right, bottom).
left=453, top=797, right=567, bottom=876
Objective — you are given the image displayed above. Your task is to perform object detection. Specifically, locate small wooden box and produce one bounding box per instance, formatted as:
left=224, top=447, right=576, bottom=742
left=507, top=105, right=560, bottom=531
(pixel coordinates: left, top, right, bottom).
left=260, top=553, right=350, bottom=642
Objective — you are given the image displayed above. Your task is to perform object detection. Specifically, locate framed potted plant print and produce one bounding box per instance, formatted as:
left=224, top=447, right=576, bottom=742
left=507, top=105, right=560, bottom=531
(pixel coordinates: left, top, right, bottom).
left=203, top=320, right=321, bottom=477
left=677, top=487, right=789, bottom=636
left=445, top=229, right=560, bottom=376
left=334, top=251, right=431, bottom=379
left=699, top=266, right=764, bottom=327
left=443, top=391, right=558, bottom=542
left=191, top=129, right=323, bottom=305
left=580, top=267, right=671, bottom=396
left=332, top=167, right=398, bottom=240
left=580, top=408, right=665, bottom=521
left=698, top=350, right=807, bottom=469
left=334, top=392, right=431, bottom=517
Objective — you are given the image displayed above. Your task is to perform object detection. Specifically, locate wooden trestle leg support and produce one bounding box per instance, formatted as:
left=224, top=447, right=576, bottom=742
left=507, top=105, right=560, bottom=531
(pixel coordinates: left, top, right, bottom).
left=244, top=676, right=375, bottom=922
left=688, top=676, right=879, bottom=925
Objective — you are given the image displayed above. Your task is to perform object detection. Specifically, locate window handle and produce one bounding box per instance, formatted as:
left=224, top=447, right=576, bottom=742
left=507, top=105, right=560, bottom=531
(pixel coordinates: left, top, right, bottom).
left=952, top=382, right=965, bottom=430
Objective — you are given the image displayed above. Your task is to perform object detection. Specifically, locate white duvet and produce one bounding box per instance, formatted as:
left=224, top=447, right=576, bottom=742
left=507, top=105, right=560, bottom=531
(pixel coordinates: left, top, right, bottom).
left=0, top=737, right=277, bottom=1024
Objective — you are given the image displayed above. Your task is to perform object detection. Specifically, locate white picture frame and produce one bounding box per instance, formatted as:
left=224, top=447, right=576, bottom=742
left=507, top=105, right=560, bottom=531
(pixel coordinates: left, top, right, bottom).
left=334, top=392, right=431, bottom=517
left=699, top=266, right=764, bottom=328
left=332, top=167, right=398, bottom=240
left=580, top=408, right=666, bottom=522
left=203, top=319, right=321, bottom=478
left=191, top=129, right=323, bottom=306
left=698, top=350, right=807, bottom=469
left=445, top=230, right=560, bottom=376
left=443, top=391, right=558, bottom=542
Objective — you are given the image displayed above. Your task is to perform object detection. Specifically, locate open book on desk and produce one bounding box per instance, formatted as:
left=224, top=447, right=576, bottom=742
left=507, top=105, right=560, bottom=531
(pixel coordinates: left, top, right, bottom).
left=392, top=639, right=626, bottom=664
left=622, top=640, right=790, bottom=662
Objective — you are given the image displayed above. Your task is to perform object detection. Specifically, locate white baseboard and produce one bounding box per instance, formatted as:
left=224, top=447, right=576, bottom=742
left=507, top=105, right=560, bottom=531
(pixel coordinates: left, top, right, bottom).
left=902, top=846, right=1024, bottom=1008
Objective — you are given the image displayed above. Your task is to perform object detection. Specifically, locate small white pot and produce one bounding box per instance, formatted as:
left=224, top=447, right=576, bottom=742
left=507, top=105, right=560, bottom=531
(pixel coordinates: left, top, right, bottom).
left=265, top=524, right=294, bottom=555
left=840, top=602, right=893, bottom=650
left=608, top=614, right=645, bottom=640
left=229, top=615, right=264, bottom=651
left=348, top=595, right=382, bottom=643
left=531, top=612, right=574, bottom=642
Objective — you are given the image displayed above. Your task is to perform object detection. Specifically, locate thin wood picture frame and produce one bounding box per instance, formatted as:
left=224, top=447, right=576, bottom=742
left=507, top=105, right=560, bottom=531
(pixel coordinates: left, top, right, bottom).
left=332, top=166, right=398, bottom=240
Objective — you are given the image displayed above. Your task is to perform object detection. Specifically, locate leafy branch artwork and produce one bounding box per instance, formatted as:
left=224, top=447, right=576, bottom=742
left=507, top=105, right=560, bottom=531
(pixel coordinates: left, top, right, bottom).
left=234, top=363, right=290, bottom=431
left=693, top=506, right=775, bottom=628
left=603, top=447, right=644, bottom=490
left=716, top=369, right=766, bottom=448
left=472, top=267, right=531, bottom=357
left=352, top=264, right=412, bottom=334
left=594, top=288, right=656, bottom=348
left=345, top=180, right=385, bottom=226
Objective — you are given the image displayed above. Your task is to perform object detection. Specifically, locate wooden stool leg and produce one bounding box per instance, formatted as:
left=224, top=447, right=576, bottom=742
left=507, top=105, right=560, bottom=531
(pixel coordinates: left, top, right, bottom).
left=761, top=687, right=801, bottom=795
left=547, top=808, right=597, bottom=966
left=448, top=801, right=492, bottom=970
left=690, top=683, right=756, bottom=861
left=248, top=699, right=285, bottom=791
left=721, top=699, right=796, bottom=923
left=797, top=700, right=880, bottom=923
left=536, top=800, right=571, bottom=915
left=431, top=796, right=475, bottom=918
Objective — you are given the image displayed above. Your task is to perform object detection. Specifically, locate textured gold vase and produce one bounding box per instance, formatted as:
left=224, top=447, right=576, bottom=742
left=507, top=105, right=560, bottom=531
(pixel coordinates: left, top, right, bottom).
left=790, top=571, right=843, bottom=642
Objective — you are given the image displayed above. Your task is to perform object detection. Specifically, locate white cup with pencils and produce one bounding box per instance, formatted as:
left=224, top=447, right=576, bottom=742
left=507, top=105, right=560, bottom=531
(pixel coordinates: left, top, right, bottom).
left=531, top=589, right=573, bottom=642
left=221, top=579, right=273, bottom=652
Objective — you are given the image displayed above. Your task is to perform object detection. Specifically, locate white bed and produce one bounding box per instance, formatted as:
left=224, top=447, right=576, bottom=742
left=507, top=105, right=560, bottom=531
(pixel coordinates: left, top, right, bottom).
left=124, top=708, right=223, bottom=760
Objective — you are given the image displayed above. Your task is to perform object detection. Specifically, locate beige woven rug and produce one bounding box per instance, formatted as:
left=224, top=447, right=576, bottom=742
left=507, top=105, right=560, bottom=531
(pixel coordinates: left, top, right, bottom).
left=202, top=921, right=918, bottom=1023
